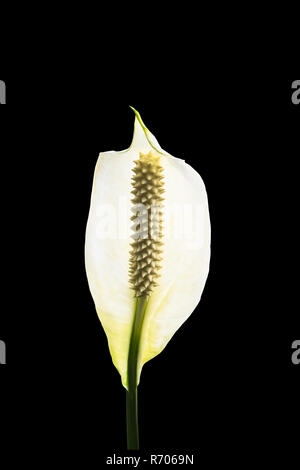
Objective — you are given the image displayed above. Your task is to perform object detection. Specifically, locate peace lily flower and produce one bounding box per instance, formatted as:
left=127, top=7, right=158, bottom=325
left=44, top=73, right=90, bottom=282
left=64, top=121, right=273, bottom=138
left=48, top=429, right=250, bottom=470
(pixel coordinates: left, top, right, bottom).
left=85, top=108, right=211, bottom=449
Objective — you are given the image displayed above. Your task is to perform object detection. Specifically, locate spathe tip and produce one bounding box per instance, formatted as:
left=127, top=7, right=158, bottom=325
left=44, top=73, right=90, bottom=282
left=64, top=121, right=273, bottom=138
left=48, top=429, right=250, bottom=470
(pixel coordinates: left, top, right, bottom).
left=128, top=106, right=167, bottom=157
left=129, top=106, right=150, bottom=136
left=129, top=106, right=144, bottom=125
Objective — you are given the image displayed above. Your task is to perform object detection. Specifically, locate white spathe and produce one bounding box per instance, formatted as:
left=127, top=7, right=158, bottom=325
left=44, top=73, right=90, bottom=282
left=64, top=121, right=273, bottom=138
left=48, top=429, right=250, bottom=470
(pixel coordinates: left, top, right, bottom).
left=85, top=110, right=211, bottom=388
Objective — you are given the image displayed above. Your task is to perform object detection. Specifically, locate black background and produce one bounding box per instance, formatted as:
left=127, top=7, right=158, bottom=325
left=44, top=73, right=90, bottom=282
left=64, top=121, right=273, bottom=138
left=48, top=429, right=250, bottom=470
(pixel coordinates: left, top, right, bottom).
left=0, top=75, right=299, bottom=466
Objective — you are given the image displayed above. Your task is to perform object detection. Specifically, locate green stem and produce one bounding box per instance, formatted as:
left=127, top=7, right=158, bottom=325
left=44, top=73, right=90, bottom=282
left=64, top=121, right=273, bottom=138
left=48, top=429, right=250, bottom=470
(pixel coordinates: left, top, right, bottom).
left=126, top=388, right=139, bottom=450
left=126, top=296, right=148, bottom=450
